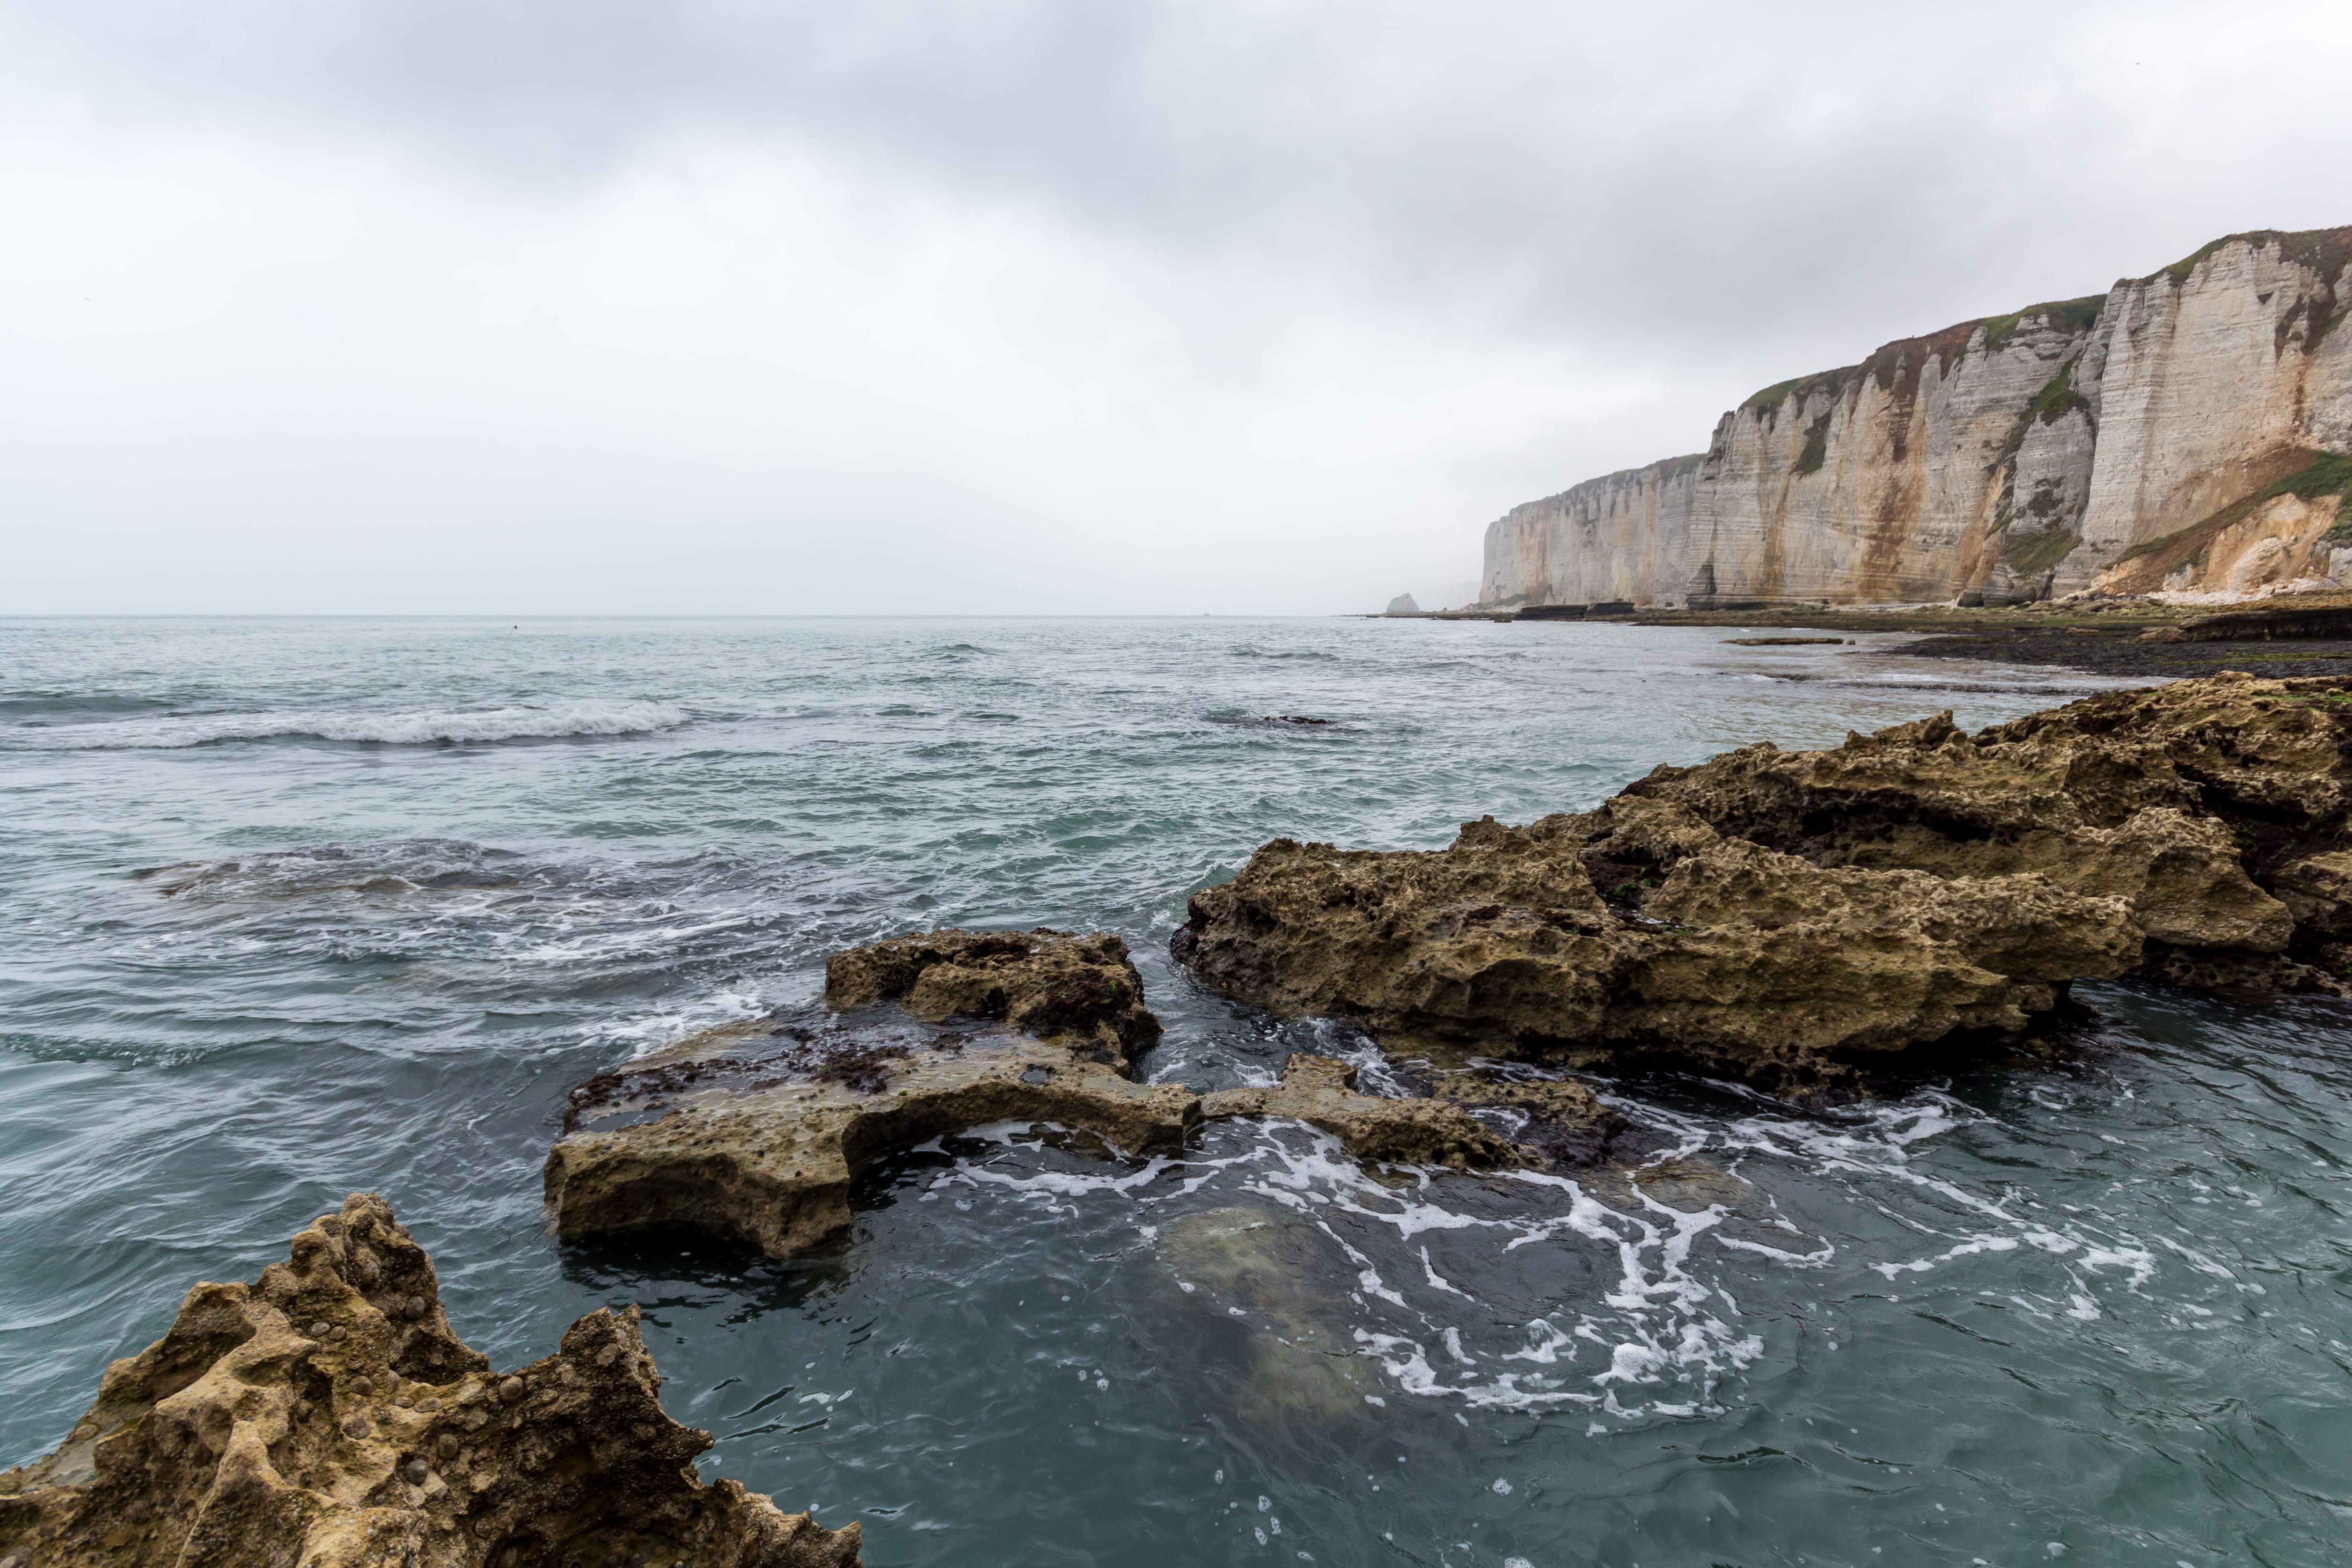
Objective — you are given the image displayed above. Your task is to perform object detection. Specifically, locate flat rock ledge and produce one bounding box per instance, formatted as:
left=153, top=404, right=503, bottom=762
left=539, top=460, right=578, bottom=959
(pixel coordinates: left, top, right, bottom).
left=546, top=930, right=1627, bottom=1259
left=0, top=1193, right=859, bottom=1568
left=545, top=929, right=1193, bottom=1258
left=1174, top=675, right=2352, bottom=1092
left=1200, top=1055, right=1635, bottom=1169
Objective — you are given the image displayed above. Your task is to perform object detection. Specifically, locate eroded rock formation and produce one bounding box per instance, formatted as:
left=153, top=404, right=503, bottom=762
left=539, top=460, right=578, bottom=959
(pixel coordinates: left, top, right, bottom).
left=545, top=929, right=1195, bottom=1257
left=546, top=930, right=1647, bottom=1259
left=1481, top=227, right=2352, bottom=609
left=1201, top=1055, right=1521, bottom=1168
left=1177, top=675, right=2352, bottom=1089
left=0, top=1193, right=860, bottom=1568
left=1623, top=672, right=2352, bottom=995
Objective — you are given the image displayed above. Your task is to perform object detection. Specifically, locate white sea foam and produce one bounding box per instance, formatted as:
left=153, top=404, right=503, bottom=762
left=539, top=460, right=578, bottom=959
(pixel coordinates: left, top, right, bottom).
left=926, top=1116, right=1774, bottom=1419
left=4, top=700, right=689, bottom=749
left=907, top=1063, right=2189, bottom=1427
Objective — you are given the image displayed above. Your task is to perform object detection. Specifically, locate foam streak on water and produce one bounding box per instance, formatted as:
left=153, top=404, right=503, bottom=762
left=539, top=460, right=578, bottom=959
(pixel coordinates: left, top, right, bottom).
left=3, top=615, right=2347, bottom=1568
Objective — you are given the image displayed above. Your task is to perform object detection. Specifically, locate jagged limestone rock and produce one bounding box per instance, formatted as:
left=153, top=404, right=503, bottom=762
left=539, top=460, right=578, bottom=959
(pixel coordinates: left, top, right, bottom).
left=1623, top=674, right=2348, bottom=989
left=548, top=927, right=1658, bottom=1259
left=1199, top=1055, right=1522, bottom=1168
left=820, top=927, right=1159, bottom=1062
left=0, top=1194, right=860, bottom=1568
left=545, top=929, right=1196, bottom=1258
left=1176, top=797, right=2138, bottom=1089
left=1177, top=675, right=2352, bottom=1089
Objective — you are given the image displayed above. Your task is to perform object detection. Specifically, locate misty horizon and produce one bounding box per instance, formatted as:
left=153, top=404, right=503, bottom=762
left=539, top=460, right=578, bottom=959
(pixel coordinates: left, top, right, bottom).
left=5, top=2, right=2346, bottom=615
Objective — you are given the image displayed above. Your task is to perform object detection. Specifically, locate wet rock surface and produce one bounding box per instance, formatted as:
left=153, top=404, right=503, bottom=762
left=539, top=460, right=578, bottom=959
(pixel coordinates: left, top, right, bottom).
left=1178, top=676, right=2352, bottom=1086
left=546, top=929, right=1195, bottom=1258
left=1178, top=799, right=2139, bottom=1092
left=819, top=926, right=1159, bottom=1062
left=1200, top=1055, right=1522, bottom=1169
left=0, top=1193, right=859, bottom=1568
left=1892, top=620, right=2352, bottom=681
left=549, top=929, right=1661, bottom=1260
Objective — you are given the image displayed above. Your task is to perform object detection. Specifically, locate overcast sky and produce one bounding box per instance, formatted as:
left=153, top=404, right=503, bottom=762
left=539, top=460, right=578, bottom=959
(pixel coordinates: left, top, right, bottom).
left=5, top=1, right=2346, bottom=615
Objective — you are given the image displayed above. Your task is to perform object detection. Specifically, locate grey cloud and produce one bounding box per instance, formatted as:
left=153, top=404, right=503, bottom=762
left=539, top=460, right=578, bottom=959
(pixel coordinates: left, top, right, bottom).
left=12, top=0, right=2343, bottom=382
left=7, top=1, right=2349, bottom=615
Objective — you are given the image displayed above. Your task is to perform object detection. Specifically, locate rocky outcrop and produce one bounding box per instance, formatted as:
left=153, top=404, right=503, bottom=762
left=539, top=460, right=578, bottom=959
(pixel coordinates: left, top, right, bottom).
left=1201, top=1055, right=1523, bottom=1168
left=0, top=1193, right=860, bottom=1568
left=1176, top=675, right=2352, bottom=1088
left=1177, top=801, right=2137, bottom=1090
left=819, top=926, right=1161, bottom=1061
left=544, top=929, right=1195, bottom=1258
left=1480, top=227, right=2352, bottom=610
left=1623, top=672, right=2352, bottom=994
left=547, top=929, right=1656, bottom=1258
left=2176, top=586, right=2352, bottom=640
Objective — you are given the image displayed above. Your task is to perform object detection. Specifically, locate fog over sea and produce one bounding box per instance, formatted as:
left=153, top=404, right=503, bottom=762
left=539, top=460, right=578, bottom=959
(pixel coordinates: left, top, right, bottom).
left=4, top=615, right=2348, bottom=1568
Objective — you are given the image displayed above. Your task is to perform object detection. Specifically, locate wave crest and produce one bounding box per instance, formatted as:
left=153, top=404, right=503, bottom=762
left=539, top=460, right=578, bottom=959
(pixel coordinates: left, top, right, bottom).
left=5, top=700, right=689, bottom=750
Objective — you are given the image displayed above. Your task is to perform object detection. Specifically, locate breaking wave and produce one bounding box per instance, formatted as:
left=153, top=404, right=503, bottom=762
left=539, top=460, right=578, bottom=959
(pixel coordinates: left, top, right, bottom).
left=2, top=700, right=689, bottom=749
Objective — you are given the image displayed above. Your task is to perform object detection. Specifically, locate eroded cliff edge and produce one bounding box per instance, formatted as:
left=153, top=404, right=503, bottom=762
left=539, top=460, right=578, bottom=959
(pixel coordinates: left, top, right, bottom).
left=1481, top=227, right=2352, bottom=609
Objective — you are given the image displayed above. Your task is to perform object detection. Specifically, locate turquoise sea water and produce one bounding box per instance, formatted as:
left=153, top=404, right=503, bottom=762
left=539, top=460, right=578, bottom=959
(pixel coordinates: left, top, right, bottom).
left=2, top=615, right=2347, bottom=1568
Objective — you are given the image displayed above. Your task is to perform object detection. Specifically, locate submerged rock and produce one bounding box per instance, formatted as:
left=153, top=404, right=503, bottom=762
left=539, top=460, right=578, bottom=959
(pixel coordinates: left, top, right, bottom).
left=0, top=1193, right=859, bottom=1568
left=1176, top=675, right=2352, bottom=1087
left=1156, top=1206, right=1379, bottom=1422
left=544, top=929, right=1197, bottom=1257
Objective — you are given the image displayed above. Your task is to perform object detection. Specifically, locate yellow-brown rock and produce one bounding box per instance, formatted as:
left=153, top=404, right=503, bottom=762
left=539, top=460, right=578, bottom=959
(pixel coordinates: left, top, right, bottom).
left=1178, top=674, right=2352, bottom=1086
left=1625, top=674, right=2351, bottom=990
left=0, top=1193, right=860, bottom=1568
left=821, top=926, right=1160, bottom=1061
left=544, top=930, right=1197, bottom=1258
left=1177, top=800, right=2140, bottom=1090
left=1199, top=1055, right=1523, bottom=1168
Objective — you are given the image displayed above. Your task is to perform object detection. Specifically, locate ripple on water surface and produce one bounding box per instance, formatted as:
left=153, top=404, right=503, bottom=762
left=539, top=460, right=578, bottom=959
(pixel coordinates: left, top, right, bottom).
left=2, top=615, right=2347, bottom=1567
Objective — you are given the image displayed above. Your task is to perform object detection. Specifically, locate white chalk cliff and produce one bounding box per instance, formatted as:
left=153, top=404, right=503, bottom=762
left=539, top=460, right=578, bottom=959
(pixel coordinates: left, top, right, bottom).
left=1480, top=227, right=2352, bottom=608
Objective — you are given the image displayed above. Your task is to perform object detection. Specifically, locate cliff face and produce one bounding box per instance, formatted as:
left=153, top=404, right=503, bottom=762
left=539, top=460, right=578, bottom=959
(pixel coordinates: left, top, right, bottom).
left=1481, top=227, right=2352, bottom=608
left=1480, top=455, right=1703, bottom=607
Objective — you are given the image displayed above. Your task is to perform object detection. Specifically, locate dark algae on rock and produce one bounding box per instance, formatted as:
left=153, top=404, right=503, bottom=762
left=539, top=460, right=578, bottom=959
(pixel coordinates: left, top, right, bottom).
left=548, top=929, right=1646, bottom=1261
left=1176, top=674, right=2352, bottom=1092
left=545, top=929, right=1197, bottom=1259
left=0, top=1193, right=860, bottom=1568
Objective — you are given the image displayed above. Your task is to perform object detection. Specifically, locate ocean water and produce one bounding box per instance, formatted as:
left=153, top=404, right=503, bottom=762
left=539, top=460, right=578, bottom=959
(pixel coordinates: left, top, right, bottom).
left=2, top=615, right=2347, bottom=1568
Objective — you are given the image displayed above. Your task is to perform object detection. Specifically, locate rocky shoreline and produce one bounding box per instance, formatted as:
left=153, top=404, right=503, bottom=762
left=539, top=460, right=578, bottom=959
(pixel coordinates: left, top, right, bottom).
left=1178, top=674, right=2351, bottom=1095
left=543, top=927, right=1623, bottom=1262
left=16, top=672, right=2352, bottom=1564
